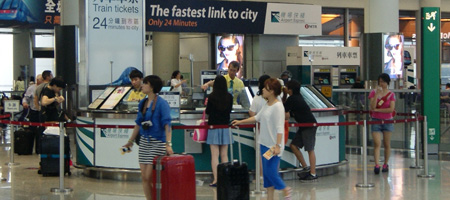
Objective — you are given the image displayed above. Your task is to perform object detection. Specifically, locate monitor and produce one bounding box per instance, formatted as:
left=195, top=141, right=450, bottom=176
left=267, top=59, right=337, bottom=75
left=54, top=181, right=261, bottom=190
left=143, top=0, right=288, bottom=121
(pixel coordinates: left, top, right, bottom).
left=192, top=92, right=205, bottom=100
left=160, top=86, right=171, bottom=92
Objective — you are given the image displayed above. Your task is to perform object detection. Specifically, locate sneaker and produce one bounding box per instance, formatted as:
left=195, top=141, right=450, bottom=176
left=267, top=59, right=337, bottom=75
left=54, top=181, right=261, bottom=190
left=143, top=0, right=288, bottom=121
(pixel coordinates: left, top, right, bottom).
left=297, top=166, right=311, bottom=179
left=374, top=165, right=380, bottom=174
left=300, top=173, right=318, bottom=181
left=382, top=164, right=389, bottom=173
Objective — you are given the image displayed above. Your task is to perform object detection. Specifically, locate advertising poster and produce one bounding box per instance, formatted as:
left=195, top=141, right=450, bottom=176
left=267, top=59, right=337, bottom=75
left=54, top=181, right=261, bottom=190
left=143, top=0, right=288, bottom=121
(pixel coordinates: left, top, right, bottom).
left=215, top=35, right=244, bottom=78
left=0, top=0, right=61, bottom=29
left=383, top=34, right=404, bottom=79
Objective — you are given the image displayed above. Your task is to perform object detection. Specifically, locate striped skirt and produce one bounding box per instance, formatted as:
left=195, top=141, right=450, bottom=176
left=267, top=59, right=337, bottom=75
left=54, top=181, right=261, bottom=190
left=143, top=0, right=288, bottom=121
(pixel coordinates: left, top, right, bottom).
left=138, top=136, right=166, bottom=164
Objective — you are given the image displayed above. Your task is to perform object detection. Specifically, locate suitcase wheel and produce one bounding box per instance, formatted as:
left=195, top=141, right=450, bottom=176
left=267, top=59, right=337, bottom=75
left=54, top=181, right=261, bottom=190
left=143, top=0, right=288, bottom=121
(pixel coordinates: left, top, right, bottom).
left=67, top=172, right=72, bottom=176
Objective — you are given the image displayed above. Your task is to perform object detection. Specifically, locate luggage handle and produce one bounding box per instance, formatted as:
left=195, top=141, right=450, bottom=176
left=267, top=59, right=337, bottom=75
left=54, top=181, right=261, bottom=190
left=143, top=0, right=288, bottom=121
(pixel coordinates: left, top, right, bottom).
left=228, top=126, right=242, bottom=165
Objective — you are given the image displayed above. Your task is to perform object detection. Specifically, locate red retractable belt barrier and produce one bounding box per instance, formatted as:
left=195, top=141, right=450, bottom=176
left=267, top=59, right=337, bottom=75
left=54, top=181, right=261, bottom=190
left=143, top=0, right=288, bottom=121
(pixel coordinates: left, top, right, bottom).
left=0, top=111, right=424, bottom=130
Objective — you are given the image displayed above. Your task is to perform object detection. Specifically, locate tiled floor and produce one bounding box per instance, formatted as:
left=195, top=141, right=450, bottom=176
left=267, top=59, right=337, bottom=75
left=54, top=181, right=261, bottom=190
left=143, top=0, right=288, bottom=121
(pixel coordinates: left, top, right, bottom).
left=1, top=130, right=449, bottom=200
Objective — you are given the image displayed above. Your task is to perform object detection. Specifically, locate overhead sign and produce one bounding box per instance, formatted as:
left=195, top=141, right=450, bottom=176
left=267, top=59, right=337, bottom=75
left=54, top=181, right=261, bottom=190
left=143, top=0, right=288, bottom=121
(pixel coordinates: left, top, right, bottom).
left=286, top=46, right=360, bottom=66
left=87, top=0, right=144, bottom=85
left=421, top=7, right=440, bottom=145
left=145, top=0, right=321, bottom=35
left=4, top=100, right=20, bottom=113
left=0, top=0, right=60, bottom=29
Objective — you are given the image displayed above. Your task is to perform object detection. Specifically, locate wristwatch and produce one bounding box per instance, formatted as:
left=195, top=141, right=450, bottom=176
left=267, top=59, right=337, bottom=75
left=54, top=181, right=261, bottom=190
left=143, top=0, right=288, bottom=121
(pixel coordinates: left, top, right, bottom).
left=167, top=141, right=172, bottom=147
left=276, top=144, right=283, bottom=148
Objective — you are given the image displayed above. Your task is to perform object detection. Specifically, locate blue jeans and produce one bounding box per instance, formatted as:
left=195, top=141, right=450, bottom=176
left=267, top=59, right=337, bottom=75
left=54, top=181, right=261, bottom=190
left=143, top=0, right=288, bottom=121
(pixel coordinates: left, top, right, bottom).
left=371, top=118, right=394, bottom=132
left=260, top=145, right=286, bottom=190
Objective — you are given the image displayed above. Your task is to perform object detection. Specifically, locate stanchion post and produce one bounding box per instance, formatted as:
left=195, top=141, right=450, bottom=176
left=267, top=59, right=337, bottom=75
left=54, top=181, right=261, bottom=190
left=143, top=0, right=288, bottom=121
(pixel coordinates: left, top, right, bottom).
left=410, top=112, right=423, bottom=169
left=50, top=122, right=73, bottom=194
left=356, top=120, right=374, bottom=188
left=251, top=123, right=265, bottom=195
left=6, top=112, right=19, bottom=166
left=418, top=116, right=435, bottom=178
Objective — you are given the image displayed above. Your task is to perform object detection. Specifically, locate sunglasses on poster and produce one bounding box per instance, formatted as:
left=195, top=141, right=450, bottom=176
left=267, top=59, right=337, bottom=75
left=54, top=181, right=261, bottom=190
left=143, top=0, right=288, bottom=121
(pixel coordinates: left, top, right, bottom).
left=385, top=44, right=401, bottom=50
left=218, top=44, right=236, bottom=51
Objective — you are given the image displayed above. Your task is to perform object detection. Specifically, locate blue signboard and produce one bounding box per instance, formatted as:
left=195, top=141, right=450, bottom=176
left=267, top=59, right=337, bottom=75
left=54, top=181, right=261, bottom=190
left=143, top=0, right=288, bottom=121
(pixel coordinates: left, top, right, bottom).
left=146, top=0, right=267, bottom=34
left=0, top=0, right=60, bottom=29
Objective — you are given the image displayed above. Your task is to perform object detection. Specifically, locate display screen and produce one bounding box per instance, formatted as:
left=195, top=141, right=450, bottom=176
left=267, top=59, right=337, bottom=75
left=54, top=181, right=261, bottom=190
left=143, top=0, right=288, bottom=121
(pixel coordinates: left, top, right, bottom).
left=215, top=34, right=245, bottom=78
left=100, top=86, right=132, bottom=110
left=160, top=86, right=171, bottom=92
left=383, top=34, right=404, bottom=79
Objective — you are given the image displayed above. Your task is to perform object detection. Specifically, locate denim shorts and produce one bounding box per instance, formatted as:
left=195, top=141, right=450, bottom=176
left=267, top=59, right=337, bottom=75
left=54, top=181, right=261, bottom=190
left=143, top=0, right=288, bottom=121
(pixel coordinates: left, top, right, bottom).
left=371, top=118, right=394, bottom=132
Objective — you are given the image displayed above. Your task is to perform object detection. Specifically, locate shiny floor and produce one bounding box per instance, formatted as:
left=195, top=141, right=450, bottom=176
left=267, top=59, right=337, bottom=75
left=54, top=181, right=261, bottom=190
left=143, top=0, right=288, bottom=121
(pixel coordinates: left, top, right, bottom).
left=0, top=130, right=449, bottom=200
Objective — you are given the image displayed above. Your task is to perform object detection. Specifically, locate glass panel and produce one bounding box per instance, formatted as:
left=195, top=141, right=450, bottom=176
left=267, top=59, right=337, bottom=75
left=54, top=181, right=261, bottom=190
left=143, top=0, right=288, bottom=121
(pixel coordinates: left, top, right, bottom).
left=0, top=34, right=13, bottom=91
left=35, top=58, right=54, bottom=77
left=34, top=34, right=54, bottom=48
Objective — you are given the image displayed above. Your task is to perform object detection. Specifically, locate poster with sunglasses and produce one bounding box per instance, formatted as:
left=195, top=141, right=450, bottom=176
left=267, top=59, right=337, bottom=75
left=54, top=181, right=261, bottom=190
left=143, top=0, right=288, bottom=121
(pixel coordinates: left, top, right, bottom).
left=215, top=35, right=245, bottom=79
left=383, top=34, right=404, bottom=79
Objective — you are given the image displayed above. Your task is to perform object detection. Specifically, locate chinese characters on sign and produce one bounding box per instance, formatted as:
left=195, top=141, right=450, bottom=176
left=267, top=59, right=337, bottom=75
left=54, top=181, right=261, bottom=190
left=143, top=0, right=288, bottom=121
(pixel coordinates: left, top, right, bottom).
left=44, top=0, right=61, bottom=25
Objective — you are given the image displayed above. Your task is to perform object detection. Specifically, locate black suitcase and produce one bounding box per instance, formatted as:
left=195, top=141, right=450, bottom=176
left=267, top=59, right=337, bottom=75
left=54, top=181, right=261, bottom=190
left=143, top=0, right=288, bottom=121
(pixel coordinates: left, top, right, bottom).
left=40, top=154, right=71, bottom=176
left=39, top=134, right=71, bottom=176
left=217, top=128, right=250, bottom=200
left=40, top=134, right=70, bottom=155
left=14, top=128, right=34, bottom=155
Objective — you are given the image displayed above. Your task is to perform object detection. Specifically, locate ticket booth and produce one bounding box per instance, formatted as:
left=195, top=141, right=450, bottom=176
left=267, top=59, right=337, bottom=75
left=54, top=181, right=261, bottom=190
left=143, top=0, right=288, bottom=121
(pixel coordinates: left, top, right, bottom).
left=338, top=66, right=359, bottom=88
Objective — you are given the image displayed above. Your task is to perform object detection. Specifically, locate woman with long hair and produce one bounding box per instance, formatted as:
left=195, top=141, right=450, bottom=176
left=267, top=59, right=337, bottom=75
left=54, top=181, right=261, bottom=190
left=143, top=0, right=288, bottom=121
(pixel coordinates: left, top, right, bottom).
left=123, top=75, right=173, bottom=200
left=384, top=34, right=404, bottom=78
left=232, top=78, right=292, bottom=200
left=205, top=75, right=233, bottom=187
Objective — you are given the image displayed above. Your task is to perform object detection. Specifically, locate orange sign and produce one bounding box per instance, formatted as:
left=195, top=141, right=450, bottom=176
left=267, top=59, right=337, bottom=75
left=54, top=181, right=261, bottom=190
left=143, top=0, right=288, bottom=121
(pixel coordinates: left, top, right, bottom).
left=321, top=86, right=332, bottom=98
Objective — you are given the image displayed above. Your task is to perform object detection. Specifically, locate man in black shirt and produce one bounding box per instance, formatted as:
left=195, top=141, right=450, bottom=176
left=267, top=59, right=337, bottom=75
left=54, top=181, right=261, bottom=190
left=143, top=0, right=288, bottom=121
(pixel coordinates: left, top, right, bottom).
left=284, top=80, right=318, bottom=181
left=40, top=77, right=66, bottom=122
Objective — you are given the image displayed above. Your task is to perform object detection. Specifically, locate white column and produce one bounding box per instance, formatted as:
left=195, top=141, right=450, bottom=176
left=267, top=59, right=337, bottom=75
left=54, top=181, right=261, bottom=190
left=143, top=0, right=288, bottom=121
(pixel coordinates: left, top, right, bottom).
left=60, top=0, right=79, bottom=26
left=364, top=0, right=399, bottom=33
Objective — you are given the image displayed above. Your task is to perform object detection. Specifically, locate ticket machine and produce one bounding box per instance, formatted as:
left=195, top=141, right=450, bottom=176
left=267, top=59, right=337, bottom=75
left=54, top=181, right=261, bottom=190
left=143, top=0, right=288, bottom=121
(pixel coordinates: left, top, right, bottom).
left=286, top=46, right=360, bottom=89
left=338, top=66, right=359, bottom=88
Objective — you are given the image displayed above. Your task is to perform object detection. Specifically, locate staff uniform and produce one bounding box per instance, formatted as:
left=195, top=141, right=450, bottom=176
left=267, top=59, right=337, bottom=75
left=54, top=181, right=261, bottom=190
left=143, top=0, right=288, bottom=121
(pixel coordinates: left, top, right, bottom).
left=224, top=74, right=244, bottom=105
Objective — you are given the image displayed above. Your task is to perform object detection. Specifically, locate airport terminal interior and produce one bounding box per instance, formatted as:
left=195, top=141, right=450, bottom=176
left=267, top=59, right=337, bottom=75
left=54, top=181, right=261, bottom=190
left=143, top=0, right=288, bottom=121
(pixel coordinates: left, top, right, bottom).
left=2, top=0, right=450, bottom=199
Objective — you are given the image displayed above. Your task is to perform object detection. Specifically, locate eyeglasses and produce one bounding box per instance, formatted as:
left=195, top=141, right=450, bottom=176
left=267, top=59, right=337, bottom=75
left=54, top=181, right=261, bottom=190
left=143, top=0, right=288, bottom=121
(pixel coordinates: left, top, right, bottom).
left=218, top=44, right=236, bottom=51
left=385, top=44, right=400, bottom=50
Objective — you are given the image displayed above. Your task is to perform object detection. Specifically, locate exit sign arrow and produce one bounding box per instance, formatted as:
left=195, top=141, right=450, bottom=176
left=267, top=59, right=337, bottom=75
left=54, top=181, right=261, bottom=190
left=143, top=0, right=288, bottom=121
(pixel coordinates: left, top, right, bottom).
left=428, top=23, right=436, bottom=32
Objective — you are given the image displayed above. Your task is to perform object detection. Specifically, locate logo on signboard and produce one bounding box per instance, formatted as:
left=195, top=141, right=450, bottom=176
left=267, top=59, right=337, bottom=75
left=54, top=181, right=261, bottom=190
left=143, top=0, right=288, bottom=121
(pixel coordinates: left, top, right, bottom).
left=305, top=24, right=318, bottom=29
left=271, top=12, right=280, bottom=22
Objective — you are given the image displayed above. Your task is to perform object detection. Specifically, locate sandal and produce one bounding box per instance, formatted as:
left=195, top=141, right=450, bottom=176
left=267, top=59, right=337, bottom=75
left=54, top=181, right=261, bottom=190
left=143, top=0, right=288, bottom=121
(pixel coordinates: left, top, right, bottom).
left=284, top=187, right=292, bottom=200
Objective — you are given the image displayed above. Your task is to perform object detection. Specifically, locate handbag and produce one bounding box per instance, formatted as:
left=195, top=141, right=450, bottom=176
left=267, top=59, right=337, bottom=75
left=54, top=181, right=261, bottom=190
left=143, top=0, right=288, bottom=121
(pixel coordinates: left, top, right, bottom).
left=193, top=109, right=208, bottom=143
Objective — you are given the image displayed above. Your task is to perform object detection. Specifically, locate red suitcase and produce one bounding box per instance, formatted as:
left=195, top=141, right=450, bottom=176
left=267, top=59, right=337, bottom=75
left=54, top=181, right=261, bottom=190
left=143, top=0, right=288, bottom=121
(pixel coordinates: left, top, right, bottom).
left=152, top=154, right=196, bottom=200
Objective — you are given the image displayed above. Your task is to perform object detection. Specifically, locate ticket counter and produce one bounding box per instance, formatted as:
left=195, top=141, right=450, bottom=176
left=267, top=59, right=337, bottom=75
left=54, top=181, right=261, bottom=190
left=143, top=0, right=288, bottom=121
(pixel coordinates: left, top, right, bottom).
left=75, top=85, right=344, bottom=178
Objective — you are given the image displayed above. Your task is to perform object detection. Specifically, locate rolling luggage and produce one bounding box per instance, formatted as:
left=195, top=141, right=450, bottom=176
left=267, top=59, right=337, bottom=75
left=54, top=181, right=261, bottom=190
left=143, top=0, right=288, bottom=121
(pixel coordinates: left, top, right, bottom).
left=152, top=154, right=196, bottom=200
left=39, top=134, right=71, bottom=176
left=217, top=127, right=250, bottom=200
left=14, top=128, right=34, bottom=155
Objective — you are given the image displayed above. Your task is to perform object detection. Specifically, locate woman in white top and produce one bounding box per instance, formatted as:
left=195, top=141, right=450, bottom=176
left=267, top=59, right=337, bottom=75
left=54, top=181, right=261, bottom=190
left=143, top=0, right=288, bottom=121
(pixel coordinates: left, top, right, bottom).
left=170, top=70, right=186, bottom=93
left=233, top=78, right=292, bottom=200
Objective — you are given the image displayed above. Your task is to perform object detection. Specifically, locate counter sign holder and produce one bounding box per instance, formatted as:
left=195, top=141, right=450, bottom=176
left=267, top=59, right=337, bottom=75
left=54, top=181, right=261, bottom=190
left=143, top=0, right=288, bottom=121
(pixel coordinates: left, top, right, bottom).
left=4, top=100, right=20, bottom=166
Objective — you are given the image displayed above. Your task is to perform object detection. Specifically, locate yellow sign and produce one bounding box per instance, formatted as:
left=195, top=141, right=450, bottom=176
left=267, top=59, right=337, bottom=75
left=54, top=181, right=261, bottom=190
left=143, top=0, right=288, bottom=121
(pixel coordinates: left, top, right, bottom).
left=321, top=86, right=332, bottom=98
left=319, top=69, right=330, bottom=72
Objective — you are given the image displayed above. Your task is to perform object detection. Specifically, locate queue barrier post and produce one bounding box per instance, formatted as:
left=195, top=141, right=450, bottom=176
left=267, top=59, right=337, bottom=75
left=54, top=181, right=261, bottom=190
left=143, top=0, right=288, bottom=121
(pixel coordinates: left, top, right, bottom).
left=251, top=123, right=266, bottom=195
left=410, top=112, right=423, bottom=169
left=50, top=122, right=73, bottom=194
left=6, top=112, right=19, bottom=166
left=418, top=116, right=435, bottom=178
left=356, top=120, right=374, bottom=188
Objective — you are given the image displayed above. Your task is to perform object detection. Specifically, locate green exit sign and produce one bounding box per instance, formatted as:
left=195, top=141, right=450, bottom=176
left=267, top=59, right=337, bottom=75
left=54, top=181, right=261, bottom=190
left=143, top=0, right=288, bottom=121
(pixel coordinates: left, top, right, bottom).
left=421, top=7, right=440, bottom=144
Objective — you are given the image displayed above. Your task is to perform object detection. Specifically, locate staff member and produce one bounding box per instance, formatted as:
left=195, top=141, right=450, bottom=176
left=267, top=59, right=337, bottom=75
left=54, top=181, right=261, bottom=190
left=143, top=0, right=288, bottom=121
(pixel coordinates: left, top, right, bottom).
left=202, top=61, right=244, bottom=105
left=123, top=75, right=173, bottom=200
left=127, top=69, right=146, bottom=101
